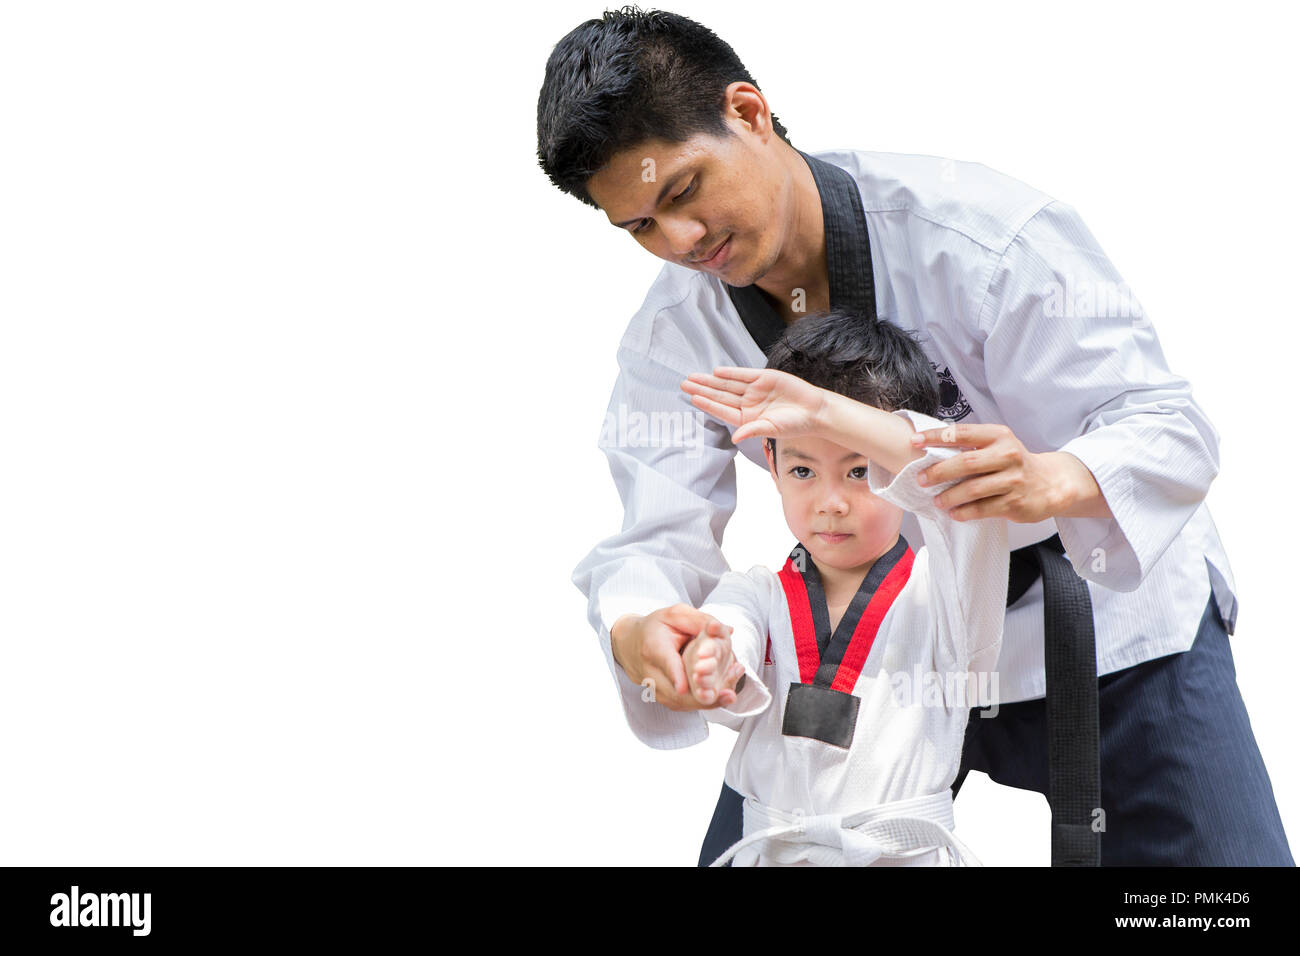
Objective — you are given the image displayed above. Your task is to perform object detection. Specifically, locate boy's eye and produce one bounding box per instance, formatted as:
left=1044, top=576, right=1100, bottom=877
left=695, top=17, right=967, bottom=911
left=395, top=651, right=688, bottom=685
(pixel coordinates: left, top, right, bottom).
left=790, top=466, right=812, bottom=478
left=850, top=466, right=868, bottom=479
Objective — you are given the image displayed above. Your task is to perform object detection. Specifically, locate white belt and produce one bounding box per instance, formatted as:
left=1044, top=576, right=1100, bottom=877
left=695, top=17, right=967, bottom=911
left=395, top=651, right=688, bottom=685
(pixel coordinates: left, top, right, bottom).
left=709, top=790, right=983, bottom=867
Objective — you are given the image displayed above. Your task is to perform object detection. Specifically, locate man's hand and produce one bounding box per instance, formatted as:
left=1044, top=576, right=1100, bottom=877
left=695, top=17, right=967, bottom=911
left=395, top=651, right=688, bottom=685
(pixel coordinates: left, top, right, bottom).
left=611, top=605, right=745, bottom=711
left=909, top=423, right=1113, bottom=522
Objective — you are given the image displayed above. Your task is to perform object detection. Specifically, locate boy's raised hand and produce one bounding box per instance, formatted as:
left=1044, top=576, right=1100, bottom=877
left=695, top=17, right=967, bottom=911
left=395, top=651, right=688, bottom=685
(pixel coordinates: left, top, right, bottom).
left=681, top=367, right=830, bottom=444
left=682, top=627, right=742, bottom=707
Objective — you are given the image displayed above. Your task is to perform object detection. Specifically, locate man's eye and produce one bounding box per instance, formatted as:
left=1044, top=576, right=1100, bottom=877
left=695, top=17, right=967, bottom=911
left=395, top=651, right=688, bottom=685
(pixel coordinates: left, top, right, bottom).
left=631, top=180, right=694, bottom=235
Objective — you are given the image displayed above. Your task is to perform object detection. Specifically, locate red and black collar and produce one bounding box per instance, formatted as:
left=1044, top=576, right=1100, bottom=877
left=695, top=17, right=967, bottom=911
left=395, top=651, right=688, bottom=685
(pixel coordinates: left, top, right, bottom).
left=778, top=535, right=914, bottom=692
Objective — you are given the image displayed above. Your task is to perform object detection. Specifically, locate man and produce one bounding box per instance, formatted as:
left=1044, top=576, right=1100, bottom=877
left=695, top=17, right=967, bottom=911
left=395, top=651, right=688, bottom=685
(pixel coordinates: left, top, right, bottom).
left=537, top=7, right=1292, bottom=865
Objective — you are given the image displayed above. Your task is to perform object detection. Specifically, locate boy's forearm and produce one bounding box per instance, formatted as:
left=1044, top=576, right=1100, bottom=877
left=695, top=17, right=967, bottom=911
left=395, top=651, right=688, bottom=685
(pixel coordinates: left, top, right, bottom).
left=815, top=392, right=926, bottom=474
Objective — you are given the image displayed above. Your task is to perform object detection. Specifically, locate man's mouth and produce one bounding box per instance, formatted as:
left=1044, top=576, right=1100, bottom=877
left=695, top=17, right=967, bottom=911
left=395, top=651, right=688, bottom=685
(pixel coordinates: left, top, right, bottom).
left=690, top=235, right=731, bottom=268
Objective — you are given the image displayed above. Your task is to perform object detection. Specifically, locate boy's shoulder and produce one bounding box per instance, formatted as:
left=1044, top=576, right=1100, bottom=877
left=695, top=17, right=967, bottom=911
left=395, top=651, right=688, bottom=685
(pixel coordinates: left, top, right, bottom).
left=703, top=564, right=781, bottom=607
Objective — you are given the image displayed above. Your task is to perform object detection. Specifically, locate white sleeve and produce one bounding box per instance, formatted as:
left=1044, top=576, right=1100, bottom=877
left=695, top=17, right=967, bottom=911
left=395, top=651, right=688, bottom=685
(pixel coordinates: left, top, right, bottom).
left=868, top=410, right=1009, bottom=678
left=978, top=200, right=1220, bottom=592
left=570, top=344, right=742, bottom=750
left=698, top=567, right=774, bottom=720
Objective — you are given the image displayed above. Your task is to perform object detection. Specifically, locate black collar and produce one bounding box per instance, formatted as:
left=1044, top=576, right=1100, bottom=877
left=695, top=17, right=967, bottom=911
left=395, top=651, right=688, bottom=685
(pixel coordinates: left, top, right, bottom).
left=725, top=150, right=878, bottom=354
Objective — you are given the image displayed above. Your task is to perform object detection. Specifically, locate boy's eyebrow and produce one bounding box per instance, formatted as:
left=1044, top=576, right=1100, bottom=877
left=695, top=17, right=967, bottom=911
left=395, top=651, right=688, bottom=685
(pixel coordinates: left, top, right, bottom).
left=610, top=168, right=691, bottom=229
left=781, top=448, right=866, bottom=464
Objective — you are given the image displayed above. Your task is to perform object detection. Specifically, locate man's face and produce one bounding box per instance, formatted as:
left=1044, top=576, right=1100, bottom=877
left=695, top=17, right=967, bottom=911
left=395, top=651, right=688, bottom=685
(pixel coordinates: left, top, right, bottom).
left=585, top=123, right=791, bottom=288
left=765, top=435, right=904, bottom=573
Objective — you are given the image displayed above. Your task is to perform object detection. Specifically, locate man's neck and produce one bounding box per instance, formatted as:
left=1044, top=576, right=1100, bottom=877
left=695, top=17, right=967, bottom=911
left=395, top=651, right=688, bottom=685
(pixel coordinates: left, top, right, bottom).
left=754, top=141, right=830, bottom=323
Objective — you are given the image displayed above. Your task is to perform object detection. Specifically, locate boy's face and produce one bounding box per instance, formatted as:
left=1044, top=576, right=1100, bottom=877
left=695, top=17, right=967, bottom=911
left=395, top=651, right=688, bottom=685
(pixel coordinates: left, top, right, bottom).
left=584, top=104, right=793, bottom=289
left=765, top=435, right=904, bottom=574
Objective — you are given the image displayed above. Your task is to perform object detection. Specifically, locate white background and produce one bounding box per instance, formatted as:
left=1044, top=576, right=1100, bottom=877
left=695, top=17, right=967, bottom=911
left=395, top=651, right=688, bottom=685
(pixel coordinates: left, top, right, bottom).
left=1, top=1, right=1295, bottom=865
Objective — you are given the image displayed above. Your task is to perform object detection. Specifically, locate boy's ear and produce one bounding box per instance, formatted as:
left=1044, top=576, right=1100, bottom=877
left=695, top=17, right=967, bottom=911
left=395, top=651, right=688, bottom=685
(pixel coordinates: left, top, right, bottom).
left=763, top=440, right=778, bottom=480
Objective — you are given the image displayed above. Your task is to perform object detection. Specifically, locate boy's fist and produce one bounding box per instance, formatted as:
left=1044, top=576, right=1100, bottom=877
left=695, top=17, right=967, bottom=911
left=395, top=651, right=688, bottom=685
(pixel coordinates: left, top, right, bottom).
left=683, top=628, right=744, bottom=707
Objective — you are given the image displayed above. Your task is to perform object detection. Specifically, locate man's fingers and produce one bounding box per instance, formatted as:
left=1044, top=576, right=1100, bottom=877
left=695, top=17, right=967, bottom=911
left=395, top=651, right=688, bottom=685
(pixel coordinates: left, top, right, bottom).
left=910, top=423, right=1007, bottom=448
left=660, top=606, right=732, bottom=641
left=656, top=607, right=708, bottom=648
left=948, top=493, right=1017, bottom=522
left=918, top=447, right=1009, bottom=487
left=643, top=665, right=700, bottom=711
left=933, top=472, right=1013, bottom=511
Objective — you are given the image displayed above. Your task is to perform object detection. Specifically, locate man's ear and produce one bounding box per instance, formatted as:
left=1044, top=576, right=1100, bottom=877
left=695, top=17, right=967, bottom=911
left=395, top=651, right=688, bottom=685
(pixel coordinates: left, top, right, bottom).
left=724, top=81, right=774, bottom=142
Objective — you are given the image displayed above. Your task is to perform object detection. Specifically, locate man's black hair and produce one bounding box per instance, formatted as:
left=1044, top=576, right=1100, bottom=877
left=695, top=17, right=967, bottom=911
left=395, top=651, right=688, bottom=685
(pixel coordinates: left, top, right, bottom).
left=536, top=6, right=791, bottom=208
left=763, top=310, right=941, bottom=462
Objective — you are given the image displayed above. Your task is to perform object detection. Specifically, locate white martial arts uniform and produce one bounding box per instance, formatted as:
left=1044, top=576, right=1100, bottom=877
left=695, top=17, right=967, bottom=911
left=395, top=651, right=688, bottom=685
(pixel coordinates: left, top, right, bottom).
left=696, top=409, right=1008, bottom=867
left=572, top=147, right=1234, bottom=751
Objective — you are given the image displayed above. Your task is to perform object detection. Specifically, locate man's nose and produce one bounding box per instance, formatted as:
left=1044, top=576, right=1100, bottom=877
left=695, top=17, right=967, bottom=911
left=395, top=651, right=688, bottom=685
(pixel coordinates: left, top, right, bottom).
left=658, top=215, right=706, bottom=259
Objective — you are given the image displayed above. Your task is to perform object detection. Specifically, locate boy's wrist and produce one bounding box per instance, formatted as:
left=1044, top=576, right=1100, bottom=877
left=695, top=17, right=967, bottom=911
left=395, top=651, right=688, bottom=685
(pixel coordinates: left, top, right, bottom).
left=813, top=388, right=842, bottom=435
left=815, top=391, right=920, bottom=474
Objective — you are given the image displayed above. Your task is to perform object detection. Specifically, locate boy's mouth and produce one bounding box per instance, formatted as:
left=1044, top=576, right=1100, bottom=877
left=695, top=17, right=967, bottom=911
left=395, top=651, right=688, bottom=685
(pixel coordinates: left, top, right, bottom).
left=816, top=532, right=852, bottom=543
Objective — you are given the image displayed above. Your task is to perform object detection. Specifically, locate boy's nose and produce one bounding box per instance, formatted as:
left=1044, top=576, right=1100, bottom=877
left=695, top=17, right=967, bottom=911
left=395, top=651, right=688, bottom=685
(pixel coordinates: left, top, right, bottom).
left=818, top=493, right=849, bottom=515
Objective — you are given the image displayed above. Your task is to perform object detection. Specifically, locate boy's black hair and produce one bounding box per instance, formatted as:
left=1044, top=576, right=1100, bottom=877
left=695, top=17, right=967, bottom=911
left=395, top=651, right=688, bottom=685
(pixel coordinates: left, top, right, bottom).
left=536, top=6, right=792, bottom=208
left=763, top=310, right=941, bottom=462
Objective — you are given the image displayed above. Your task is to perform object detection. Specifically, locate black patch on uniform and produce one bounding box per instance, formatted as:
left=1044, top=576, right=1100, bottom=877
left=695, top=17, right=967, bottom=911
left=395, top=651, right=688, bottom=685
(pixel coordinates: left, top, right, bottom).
left=781, top=682, right=861, bottom=749
left=932, top=363, right=973, bottom=421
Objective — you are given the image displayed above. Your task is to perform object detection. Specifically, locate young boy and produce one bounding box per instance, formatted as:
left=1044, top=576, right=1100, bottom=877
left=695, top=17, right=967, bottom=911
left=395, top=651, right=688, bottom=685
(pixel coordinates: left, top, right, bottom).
left=676, top=309, right=1009, bottom=866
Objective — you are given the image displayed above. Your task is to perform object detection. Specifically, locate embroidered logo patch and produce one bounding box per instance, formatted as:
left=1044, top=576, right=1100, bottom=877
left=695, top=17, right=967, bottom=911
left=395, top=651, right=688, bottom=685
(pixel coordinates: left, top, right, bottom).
left=932, top=363, right=973, bottom=421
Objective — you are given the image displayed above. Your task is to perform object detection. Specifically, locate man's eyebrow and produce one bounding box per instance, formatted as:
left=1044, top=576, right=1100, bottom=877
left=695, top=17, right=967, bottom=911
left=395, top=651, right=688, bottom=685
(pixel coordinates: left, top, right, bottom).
left=610, top=169, right=690, bottom=229
left=781, top=449, right=867, bottom=464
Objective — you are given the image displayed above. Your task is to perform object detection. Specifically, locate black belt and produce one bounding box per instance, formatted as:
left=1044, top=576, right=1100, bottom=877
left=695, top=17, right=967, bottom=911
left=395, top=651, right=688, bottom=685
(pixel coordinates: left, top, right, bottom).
left=1007, top=533, right=1101, bottom=866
